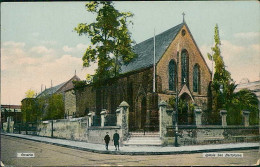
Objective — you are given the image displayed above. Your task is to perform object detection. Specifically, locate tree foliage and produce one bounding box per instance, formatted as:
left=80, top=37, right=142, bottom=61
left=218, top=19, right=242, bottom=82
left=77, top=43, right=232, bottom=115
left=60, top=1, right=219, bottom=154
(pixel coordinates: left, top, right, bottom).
left=21, top=98, right=42, bottom=123
left=72, top=80, right=87, bottom=89
left=75, top=1, right=136, bottom=82
left=228, top=89, right=259, bottom=125
left=208, top=24, right=259, bottom=125
left=25, top=89, right=36, bottom=98
left=169, top=96, right=195, bottom=114
left=43, top=94, right=64, bottom=120
left=208, top=24, right=232, bottom=111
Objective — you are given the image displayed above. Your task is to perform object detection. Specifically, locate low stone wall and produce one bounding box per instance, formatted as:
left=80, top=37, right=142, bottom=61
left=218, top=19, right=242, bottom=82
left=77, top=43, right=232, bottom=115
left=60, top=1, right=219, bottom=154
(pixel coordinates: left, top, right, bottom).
left=36, top=117, right=124, bottom=145
left=37, top=117, right=88, bottom=141
left=87, top=126, right=122, bottom=145
left=163, top=125, right=259, bottom=146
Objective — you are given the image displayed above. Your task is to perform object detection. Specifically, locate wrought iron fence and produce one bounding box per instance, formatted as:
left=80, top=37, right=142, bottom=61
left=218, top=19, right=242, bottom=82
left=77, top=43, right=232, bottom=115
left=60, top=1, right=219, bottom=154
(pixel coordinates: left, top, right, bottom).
left=104, top=114, right=117, bottom=126
left=92, top=115, right=101, bottom=126
left=13, top=122, right=38, bottom=134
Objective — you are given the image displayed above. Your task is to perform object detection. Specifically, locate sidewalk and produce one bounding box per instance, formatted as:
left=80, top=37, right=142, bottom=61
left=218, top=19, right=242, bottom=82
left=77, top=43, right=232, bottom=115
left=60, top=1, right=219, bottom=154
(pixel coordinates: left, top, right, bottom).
left=2, top=133, right=259, bottom=155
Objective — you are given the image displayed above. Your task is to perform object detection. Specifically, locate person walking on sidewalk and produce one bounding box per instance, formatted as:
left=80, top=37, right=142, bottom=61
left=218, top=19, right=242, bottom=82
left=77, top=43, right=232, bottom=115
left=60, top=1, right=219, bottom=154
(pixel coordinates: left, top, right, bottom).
left=113, top=130, right=120, bottom=150
left=104, top=132, right=110, bottom=150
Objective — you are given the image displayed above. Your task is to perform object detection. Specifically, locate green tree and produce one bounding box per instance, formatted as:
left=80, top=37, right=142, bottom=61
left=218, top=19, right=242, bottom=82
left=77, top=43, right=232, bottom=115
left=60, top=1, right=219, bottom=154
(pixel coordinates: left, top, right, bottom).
left=228, top=89, right=259, bottom=125
left=44, top=94, right=64, bottom=120
left=21, top=98, right=42, bottom=123
left=75, top=1, right=136, bottom=83
left=25, top=89, right=36, bottom=98
left=207, top=24, right=232, bottom=112
left=208, top=24, right=259, bottom=125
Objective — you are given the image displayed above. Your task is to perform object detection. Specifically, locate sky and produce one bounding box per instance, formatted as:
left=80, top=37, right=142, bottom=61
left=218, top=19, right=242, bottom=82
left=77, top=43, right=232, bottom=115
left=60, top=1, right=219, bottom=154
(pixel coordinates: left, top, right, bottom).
left=1, top=1, right=260, bottom=105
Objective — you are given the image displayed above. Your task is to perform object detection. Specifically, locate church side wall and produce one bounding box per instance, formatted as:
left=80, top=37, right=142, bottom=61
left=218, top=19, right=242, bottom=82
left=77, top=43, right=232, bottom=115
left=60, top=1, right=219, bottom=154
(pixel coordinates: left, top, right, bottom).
left=75, top=86, right=96, bottom=117
left=74, top=67, right=156, bottom=130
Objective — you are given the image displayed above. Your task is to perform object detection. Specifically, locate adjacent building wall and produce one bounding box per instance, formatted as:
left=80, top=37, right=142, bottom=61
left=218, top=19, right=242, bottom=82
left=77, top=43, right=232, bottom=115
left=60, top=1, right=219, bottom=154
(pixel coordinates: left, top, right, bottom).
left=64, top=89, right=76, bottom=117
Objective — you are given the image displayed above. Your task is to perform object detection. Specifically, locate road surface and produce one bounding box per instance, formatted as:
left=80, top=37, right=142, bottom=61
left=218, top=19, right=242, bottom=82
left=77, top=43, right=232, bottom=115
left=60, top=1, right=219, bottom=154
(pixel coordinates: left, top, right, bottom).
left=1, top=135, right=259, bottom=166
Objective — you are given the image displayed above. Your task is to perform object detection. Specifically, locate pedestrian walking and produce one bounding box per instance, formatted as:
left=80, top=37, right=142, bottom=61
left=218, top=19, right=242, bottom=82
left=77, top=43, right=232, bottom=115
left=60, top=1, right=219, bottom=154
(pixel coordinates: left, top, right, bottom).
left=104, top=132, right=110, bottom=150
left=112, top=130, right=120, bottom=150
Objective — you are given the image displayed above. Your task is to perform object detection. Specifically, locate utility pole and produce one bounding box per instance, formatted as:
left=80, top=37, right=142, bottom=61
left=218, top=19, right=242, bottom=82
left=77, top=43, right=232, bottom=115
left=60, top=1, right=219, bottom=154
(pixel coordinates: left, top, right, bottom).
left=153, top=28, right=156, bottom=93
left=174, top=43, right=180, bottom=147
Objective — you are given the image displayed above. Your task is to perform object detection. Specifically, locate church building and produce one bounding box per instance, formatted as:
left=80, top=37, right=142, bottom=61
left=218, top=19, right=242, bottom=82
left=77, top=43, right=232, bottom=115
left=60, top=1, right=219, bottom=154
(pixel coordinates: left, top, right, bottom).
left=75, top=19, right=212, bottom=132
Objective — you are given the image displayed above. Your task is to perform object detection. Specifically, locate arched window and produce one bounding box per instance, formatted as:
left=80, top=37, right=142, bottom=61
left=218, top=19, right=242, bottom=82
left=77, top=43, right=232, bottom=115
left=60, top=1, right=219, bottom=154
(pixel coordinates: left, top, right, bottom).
left=193, top=64, right=200, bottom=93
left=168, top=60, right=176, bottom=91
left=181, top=50, right=189, bottom=85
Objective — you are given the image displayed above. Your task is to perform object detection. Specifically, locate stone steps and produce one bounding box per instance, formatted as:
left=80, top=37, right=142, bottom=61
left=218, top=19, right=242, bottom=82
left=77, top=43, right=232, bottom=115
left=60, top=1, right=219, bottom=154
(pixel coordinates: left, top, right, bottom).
left=129, top=132, right=159, bottom=137
left=124, top=132, right=162, bottom=146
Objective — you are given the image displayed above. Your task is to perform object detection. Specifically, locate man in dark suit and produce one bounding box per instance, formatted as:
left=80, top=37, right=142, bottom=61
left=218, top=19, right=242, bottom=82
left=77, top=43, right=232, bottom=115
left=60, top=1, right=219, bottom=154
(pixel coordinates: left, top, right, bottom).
left=113, top=130, right=120, bottom=150
left=104, top=132, right=110, bottom=150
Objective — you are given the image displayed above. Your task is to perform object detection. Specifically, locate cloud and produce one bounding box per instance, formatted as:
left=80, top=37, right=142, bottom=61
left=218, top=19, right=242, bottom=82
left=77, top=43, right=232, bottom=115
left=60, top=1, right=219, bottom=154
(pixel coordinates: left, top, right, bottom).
left=251, top=44, right=260, bottom=52
left=1, top=41, right=96, bottom=105
left=200, top=39, right=260, bottom=83
left=29, top=46, right=55, bottom=55
left=2, top=41, right=25, bottom=48
left=62, top=43, right=89, bottom=53
left=234, top=32, right=260, bottom=39
left=41, top=40, right=57, bottom=45
left=63, top=45, right=74, bottom=52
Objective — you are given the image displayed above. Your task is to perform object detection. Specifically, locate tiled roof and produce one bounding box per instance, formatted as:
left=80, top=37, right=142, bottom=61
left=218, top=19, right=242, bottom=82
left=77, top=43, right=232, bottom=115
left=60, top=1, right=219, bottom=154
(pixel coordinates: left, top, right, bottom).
left=121, top=23, right=184, bottom=74
left=37, top=82, right=66, bottom=98
left=36, top=75, right=80, bottom=98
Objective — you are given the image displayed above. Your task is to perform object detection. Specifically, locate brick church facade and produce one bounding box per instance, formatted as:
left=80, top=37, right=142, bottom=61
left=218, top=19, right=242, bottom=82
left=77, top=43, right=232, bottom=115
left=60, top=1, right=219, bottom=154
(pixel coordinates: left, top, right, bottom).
left=75, top=21, right=212, bottom=131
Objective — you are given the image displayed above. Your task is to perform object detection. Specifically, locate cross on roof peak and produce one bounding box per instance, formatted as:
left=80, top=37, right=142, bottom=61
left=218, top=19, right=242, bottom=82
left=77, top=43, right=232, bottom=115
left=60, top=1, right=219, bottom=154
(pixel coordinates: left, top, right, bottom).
left=182, top=12, right=185, bottom=23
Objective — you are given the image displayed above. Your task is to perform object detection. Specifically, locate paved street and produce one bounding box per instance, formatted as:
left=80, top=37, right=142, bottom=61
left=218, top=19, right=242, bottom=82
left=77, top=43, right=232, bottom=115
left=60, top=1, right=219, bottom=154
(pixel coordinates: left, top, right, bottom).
left=1, top=135, right=259, bottom=166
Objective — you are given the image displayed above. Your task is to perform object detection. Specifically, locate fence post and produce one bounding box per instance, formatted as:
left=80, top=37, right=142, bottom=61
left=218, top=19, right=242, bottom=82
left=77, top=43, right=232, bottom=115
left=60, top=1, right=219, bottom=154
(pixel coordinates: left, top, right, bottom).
left=7, top=117, right=10, bottom=133
left=116, top=107, right=122, bottom=126
left=242, top=110, right=250, bottom=127
left=25, top=123, right=28, bottom=135
left=100, top=109, right=107, bottom=127
left=88, top=112, right=92, bottom=127
left=158, top=100, right=168, bottom=138
left=51, top=120, right=54, bottom=138
left=19, top=123, right=21, bottom=134
left=119, top=101, right=129, bottom=141
left=194, top=107, right=202, bottom=126
left=220, top=110, right=227, bottom=126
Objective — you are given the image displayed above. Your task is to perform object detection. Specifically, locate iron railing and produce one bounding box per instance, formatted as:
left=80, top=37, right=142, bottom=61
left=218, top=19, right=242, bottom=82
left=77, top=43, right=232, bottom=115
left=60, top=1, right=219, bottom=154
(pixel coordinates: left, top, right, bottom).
left=92, top=115, right=101, bottom=126
left=104, top=114, right=117, bottom=126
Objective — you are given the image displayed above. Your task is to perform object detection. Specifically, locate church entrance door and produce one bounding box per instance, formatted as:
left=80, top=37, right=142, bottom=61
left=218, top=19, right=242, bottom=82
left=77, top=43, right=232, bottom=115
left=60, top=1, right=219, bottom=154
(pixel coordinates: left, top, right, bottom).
left=141, top=97, right=147, bottom=129
left=178, top=93, right=194, bottom=125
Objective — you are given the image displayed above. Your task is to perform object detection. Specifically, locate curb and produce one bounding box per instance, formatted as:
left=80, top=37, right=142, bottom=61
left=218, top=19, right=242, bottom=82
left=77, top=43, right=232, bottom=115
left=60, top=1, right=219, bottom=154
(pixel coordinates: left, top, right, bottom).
left=2, top=134, right=259, bottom=155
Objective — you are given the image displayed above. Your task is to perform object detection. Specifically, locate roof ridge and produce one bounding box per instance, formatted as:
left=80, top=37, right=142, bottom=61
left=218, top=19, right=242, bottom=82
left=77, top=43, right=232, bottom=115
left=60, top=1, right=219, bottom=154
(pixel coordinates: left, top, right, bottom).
left=121, top=22, right=184, bottom=74
left=134, top=23, right=184, bottom=48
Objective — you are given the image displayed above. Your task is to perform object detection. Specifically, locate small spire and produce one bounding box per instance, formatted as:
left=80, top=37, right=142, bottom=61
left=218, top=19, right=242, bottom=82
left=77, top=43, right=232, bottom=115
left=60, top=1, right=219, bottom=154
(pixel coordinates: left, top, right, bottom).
left=182, top=12, right=185, bottom=23
left=75, top=70, right=76, bottom=76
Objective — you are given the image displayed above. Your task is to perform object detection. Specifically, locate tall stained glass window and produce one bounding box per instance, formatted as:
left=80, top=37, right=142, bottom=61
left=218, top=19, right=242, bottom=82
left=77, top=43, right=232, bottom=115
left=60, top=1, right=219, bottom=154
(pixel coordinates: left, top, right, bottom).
left=168, top=60, right=176, bottom=91
left=181, top=50, right=189, bottom=85
left=193, top=64, right=200, bottom=93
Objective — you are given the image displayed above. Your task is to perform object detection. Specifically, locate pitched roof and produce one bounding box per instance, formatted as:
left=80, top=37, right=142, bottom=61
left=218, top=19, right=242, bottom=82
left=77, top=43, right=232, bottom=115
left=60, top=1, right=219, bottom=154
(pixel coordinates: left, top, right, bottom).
left=36, top=75, right=80, bottom=98
left=37, top=82, right=66, bottom=98
left=121, top=23, right=184, bottom=74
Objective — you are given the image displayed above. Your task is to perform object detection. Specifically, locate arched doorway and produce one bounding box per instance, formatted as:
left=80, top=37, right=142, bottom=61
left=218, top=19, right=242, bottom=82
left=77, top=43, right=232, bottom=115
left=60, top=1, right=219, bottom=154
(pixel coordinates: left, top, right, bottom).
left=141, top=97, right=147, bottom=129
left=178, top=93, right=194, bottom=125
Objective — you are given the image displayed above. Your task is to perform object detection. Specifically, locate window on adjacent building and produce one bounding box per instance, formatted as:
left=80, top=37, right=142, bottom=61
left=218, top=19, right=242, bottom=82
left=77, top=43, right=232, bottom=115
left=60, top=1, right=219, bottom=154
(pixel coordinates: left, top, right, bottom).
left=181, top=50, right=189, bottom=85
left=193, top=64, right=200, bottom=93
left=169, top=59, right=176, bottom=91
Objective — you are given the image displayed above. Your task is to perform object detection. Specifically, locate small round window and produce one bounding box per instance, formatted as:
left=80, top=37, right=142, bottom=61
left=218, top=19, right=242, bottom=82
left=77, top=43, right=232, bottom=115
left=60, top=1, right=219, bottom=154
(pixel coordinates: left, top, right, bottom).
left=182, top=29, right=186, bottom=36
